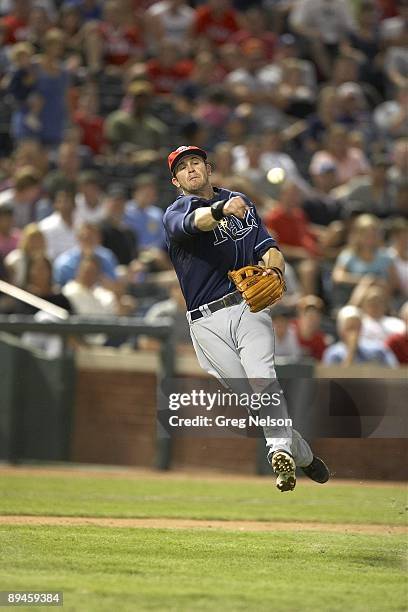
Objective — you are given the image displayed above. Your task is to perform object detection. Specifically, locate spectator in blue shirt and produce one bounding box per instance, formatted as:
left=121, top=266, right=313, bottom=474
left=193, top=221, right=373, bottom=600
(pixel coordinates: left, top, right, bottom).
left=322, top=305, right=398, bottom=367
left=124, top=174, right=166, bottom=251
left=53, top=222, right=118, bottom=288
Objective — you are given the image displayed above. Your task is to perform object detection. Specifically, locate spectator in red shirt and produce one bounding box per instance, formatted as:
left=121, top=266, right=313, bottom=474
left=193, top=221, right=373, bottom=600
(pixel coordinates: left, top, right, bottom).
left=147, top=39, right=193, bottom=95
left=265, top=180, right=321, bottom=260
left=84, top=0, right=144, bottom=72
left=293, top=295, right=328, bottom=360
left=192, top=0, right=239, bottom=48
left=386, top=302, right=408, bottom=364
left=231, top=6, right=276, bottom=61
left=265, top=180, right=322, bottom=294
left=73, top=87, right=105, bottom=154
left=3, top=0, right=31, bottom=45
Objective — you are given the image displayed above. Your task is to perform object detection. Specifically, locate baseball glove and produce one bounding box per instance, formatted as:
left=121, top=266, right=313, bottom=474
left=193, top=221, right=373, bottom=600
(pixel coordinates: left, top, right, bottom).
left=228, top=265, right=286, bottom=313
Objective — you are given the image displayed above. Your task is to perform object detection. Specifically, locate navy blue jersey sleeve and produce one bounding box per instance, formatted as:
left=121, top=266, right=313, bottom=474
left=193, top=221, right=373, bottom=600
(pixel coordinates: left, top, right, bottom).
left=163, top=198, right=200, bottom=242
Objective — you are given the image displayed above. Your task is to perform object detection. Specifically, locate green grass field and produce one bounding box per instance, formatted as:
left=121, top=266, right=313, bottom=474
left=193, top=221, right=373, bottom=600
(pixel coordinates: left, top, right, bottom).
left=0, top=468, right=407, bottom=612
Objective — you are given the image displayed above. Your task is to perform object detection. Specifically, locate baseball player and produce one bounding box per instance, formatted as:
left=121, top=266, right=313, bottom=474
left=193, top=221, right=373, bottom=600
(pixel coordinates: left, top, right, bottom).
left=163, top=145, right=329, bottom=492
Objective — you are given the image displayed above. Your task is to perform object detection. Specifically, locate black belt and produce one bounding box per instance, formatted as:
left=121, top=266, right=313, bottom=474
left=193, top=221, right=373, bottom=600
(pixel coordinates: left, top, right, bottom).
left=189, top=291, right=243, bottom=322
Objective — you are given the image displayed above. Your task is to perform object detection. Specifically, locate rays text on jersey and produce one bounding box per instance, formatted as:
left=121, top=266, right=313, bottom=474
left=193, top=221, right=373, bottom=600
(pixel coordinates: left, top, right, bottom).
left=213, top=208, right=258, bottom=245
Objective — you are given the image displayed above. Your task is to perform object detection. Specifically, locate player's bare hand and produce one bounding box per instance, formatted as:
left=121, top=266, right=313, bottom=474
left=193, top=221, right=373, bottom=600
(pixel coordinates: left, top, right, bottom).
left=223, top=196, right=250, bottom=220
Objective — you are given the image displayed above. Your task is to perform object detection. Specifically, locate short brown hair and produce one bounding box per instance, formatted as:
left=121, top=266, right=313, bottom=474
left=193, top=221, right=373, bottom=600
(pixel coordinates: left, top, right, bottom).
left=14, top=166, right=41, bottom=192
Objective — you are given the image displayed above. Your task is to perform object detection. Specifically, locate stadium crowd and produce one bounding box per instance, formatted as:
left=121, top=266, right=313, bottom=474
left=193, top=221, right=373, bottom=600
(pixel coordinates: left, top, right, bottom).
left=0, top=0, right=406, bottom=366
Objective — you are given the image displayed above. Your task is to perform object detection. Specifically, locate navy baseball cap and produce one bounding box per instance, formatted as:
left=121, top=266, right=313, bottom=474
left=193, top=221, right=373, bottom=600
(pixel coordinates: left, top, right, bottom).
left=168, top=145, right=207, bottom=174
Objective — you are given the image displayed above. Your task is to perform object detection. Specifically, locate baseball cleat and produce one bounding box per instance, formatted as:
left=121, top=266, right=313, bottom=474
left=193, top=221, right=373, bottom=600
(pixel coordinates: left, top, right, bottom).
left=271, top=450, right=296, bottom=492
left=301, top=455, right=330, bottom=484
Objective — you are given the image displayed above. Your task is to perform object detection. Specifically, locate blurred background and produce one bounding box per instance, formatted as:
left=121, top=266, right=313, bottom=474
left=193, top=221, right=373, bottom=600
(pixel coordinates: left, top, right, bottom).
left=0, top=0, right=406, bottom=480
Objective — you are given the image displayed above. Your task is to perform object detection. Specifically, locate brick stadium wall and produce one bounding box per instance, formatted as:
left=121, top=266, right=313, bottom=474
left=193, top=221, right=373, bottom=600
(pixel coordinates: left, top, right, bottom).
left=71, top=353, right=407, bottom=480
left=71, top=370, right=157, bottom=467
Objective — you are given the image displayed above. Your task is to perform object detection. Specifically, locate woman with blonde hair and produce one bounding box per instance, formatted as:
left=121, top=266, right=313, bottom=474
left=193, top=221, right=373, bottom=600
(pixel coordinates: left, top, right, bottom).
left=332, top=214, right=400, bottom=303
left=4, top=222, right=46, bottom=286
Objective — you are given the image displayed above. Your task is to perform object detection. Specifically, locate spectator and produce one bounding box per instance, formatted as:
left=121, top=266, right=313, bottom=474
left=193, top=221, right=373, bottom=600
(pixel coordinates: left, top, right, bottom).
left=305, top=161, right=342, bottom=226
left=309, top=124, right=370, bottom=187
left=2, top=0, right=31, bottom=45
left=264, top=180, right=322, bottom=295
left=387, top=217, right=408, bottom=300
left=146, top=39, right=194, bottom=95
left=4, top=222, right=46, bottom=286
left=258, top=33, right=316, bottom=94
left=0, top=165, right=42, bottom=228
left=62, top=255, right=117, bottom=316
left=226, top=37, right=270, bottom=100
left=74, top=170, right=106, bottom=227
left=303, top=86, right=341, bottom=153
left=337, top=153, right=394, bottom=219
left=386, top=301, right=408, bottom=364
left=10, top=253, right=72, bottom=315
left=145, top=0, right=194, bottom=52
left=289, top=0, right=355, bottom=46
left=44, top=142, right=81, bottom=196
left=195, top=86, right=231, bottom=138
left=322, top=305, right=398, bottom=366
left=231, top=7, right=276, bottom=61
left=271, top=303, right=302, bottom=360
left=58, top=4, right=83, bottom=58
left=259, top=126, right=312, bottom=197
left=358, top=286, right=405, bottom=345
left=0, top=202, right=20, bottom=258
left=53, top=222, right=118, bottom=288
left=38, top=186, right=78, bottom=261
left=330, top=52, right=362, bottom=89
left=265, top=180, right=321, bottom=258
left=332, top=214, right=399, bottom=302
left=380, top=0, right=407, bottom=46
left=6, top=42, right=39, bottom=142
left=336, top=82, right=372, bottom=136
left=34, top=28, right=70, bottom=147
left=124, top=174, right=166, bottom=251
left=383, top=35, right=408, bottom=91
left=209, top=142, right=235, bottom=183
left=191, top=0, right=240, bottom=49
left=293, top=295, right=328, bottom=360
left=83, top=0, right=145, bottom=72
left=276, top=58, right=316, bottom=119
left=232, top=135, right=270, bottom=196
left=289, top=0, right=355, bottom=78
left=100, top=183, right=138, bottom=266
left=347, top=1, right=381, bottom=65
left=104, top=80, right=168, bottom=154
left=62, top=255, right=119, bottom=345
left=25, top=5, right=52, bottom=54
left=73, top=86, right=106, bottom=155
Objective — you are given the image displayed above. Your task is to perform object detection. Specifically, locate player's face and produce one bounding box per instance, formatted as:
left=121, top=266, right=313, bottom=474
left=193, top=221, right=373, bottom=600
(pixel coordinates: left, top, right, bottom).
left=172, top=155, right=211, bottom=194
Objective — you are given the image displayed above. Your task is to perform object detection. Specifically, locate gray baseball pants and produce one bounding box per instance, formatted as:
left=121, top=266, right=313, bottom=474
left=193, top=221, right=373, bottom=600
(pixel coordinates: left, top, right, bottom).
left=188, top=300, right=313, bottom=467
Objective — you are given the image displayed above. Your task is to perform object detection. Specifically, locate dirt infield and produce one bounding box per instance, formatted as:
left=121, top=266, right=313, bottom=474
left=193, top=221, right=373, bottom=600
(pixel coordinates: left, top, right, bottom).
left=1, top=465, right=406, bottom=535
left=0, top=515, right=406, bottom=535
